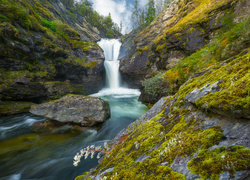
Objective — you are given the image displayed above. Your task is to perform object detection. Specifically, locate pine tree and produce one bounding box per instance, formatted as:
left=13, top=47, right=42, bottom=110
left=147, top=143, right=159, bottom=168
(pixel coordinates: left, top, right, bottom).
left=104, top=13, right=114, bottom=38
left=145, top=0, right=156, bottom=26
left=120, top=21, right=123, bottom=33
left=131, top=0, right=140, bottom=29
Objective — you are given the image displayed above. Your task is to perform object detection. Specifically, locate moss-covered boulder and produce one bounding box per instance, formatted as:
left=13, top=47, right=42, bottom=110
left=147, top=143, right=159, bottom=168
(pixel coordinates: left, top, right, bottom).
left=30, top=94, right=110, bottom=127
left=31, top=119, right=92, bottom=134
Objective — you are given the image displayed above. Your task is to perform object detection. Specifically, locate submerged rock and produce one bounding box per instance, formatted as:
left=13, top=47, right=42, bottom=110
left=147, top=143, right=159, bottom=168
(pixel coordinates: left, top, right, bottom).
left=30, top=94, right=110, bottom=127
left=31, top=119, right=93, bottom=134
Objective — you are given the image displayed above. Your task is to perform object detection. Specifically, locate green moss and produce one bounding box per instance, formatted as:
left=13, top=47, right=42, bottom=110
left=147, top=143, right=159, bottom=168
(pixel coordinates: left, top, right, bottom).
left=44, top=81, right=87, bottom=100
left=187, top=146, right=250, bottom=179
left=0, top=14, right=9, bottom=22
left=0, top=101, right=35, bottom=115
left=86, top=60, right=98, bottom=68
left=89, top=103, right=227, bottom=179
left=154, top=0, right=237, bottom=45
left=41, top=18, right=56, bottom=32
left=163, top=18, right=249, bottom=92
left=75, top=172, right=89, bottom=180
left=84, top=48, right=248, bottom=179
left=173, top=49, right=250, bottom=117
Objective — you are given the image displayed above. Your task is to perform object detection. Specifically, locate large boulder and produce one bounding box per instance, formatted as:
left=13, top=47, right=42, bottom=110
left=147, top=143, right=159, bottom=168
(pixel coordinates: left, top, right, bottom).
left=30, top=94, right=110, bottom=127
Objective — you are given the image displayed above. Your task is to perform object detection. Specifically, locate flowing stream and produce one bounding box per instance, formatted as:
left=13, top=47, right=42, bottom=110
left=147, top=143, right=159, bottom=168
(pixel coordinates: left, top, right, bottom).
left=0, top=39, right=148, bottom=180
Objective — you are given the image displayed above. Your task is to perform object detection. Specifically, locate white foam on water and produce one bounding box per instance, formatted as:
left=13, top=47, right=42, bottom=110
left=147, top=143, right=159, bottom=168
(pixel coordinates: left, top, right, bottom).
left=23, top=118, right=38, bottom=126
left=0, top=118, right=37, bottom=132
left=91, top=88, right=140, bottom=98
left=9, top=174, right=21, bottom=180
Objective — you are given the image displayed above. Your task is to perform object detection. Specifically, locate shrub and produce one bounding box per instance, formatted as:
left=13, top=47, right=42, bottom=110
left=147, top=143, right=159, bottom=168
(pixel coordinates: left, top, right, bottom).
left=143, top=72, right=170, bottom=97
left=41, top=19, right=56, bottom=32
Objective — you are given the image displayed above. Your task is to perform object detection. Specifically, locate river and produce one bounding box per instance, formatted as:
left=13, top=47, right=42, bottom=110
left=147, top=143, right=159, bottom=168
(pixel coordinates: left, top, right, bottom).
left=0, top=39, right=148, bottom=180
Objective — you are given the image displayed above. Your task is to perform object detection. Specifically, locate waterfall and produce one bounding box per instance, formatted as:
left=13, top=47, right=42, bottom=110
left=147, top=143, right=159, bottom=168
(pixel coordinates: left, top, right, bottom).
left=98, top=39, right=122, bottom=89
left=93, top=39, right=140, bottom=97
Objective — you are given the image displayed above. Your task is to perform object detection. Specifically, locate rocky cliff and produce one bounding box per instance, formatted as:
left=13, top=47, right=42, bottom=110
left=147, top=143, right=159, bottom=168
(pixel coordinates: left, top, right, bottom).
left=120, top=0, right=249, bottom=104
left=0, top=0, right=116, bottom=115
left=76, top=0, right=250, bottom=179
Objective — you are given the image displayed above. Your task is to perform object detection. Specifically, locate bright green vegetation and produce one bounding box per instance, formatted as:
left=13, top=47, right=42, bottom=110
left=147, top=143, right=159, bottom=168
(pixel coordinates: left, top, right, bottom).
left=133, top=0, right=250, bottom=101
left=85, top=99, right=249, bottom=179
left=74, top=172, right=89, bottom=180
left=0, top=0, right=106, bottom=89
left=146, top=17, right=250, bottom=97
left=188, top=146, right=250, bottom=179
left=175, top=49, right=250, bottom=117
left=153, top=0, right=239, bottom=45
left=143, top=72, right=171, bottom=97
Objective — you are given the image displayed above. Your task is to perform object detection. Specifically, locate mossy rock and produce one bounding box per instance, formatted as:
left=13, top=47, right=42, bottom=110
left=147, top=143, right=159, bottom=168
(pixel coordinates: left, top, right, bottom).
left=187, top=145, right=250, bottom=179
left=0, top=101, right=36, bottom=116
left=44, top=81, right=88, bottom=100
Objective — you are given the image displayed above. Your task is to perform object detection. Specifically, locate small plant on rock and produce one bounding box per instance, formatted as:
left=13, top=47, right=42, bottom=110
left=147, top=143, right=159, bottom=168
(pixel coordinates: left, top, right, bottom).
left=73, top=142, right=110, bottom=167
left=143, top=72, right=170, bottom=97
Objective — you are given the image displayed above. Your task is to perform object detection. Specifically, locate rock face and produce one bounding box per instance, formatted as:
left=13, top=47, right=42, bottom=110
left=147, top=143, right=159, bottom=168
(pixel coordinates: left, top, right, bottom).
left=49, top=0, right=102, bottom=42
left=30, top=95, right=110, bottom=127
left=80, top=45, right=250, bottom=180
left=119, top=0, right=179, bottom=87
left=119, top=0, right=250, bottom=104
left=0, top=0, right=108, bottom=114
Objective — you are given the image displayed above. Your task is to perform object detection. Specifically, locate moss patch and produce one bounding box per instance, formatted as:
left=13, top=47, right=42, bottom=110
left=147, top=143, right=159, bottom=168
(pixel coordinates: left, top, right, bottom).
left=0, top=101, right=35, bottom=116
left=175, top=49, right=250, bottom=118
left=187, top=145, right=250, bottom=179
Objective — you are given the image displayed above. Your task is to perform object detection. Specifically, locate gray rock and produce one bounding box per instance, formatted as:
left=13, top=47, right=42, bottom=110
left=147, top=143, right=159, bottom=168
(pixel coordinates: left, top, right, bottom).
left=170, top=154, right=200, bottom=180
left=135, top=154, right=150, bottom=163
left=14, top=78, right=30, bottom=85
left=30, top=94, right=110, bottom=127
left=185, top=80, right=223, bottom=104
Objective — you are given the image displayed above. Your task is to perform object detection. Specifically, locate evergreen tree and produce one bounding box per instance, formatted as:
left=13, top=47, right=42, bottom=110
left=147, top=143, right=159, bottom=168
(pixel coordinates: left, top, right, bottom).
left=120, top=21, right=123, bottom=33
left=131, top=0, right=140, bottom=29
left=139, top=9, right=145, bottom=28
left=104, top=13, right=114, bottom=38
left=145, top=0, right=156, bottom=26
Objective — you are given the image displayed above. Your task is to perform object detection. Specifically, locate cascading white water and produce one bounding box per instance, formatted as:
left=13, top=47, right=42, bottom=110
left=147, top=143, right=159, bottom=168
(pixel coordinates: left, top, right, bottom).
left=98, top=39, right=122, bottom=89
left=94, top=39, right=140, bottom=97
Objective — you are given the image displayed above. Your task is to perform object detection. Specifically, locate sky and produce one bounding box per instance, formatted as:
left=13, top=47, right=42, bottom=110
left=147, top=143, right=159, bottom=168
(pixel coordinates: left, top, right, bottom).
left=91, top=0, right=149, bottom=34
left=74, top=0, right=149, bottom=34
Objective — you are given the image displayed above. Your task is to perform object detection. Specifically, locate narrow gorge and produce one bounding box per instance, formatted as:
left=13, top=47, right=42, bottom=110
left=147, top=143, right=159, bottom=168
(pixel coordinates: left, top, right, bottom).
left=0, top=0, right=249, bottom=180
